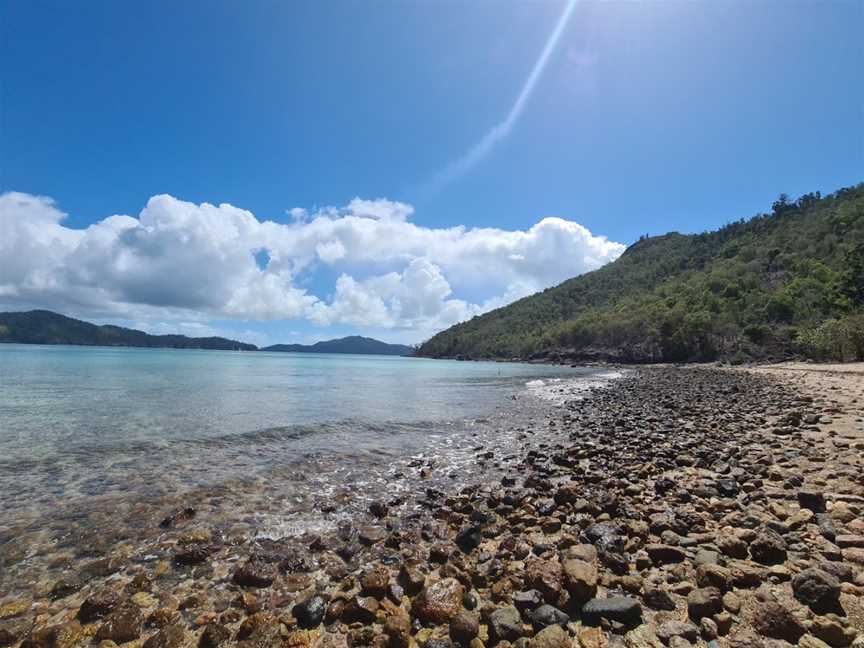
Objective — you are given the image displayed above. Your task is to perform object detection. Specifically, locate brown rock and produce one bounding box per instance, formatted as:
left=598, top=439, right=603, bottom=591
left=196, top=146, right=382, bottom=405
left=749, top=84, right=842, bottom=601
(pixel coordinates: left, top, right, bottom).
left=79, top=588, right=121, bottom=623
left=525, top=560, right=564, bottom=603
left=232, top=559, right=276, bottom=588
left=360, top=565, right=391, bottom=599
left=529, top=625, right=569, bottom=648
left=449, top=612, right=480, bottom=646
left=199, top=623, right=233, bottom=648
left=384, top=613, right=412, bottom=648
left=0, top=619, right=28, bottom=647
left=687, top=587, right=722, bottom=621
left=749, top=528, right=787, bottom=565
left=0, top=600, right=29, bottom=621
left=97, top=604, right=144, bottom=643
left=343, top=596, right=379, bottom=624
left=142, top=625, right=186, bottom=648
left=562, top=559, right=597, bottom=605
left=412, top=578, right=464, bottom=625
left=791, top=568, right=841, bottom=610
left=751, top=602, right=805, bottom=643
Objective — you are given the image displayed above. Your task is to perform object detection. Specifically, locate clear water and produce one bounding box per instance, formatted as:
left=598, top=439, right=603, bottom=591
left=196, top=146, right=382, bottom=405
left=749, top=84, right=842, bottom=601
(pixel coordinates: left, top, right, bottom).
left=0, top=343, right=616, bottom=592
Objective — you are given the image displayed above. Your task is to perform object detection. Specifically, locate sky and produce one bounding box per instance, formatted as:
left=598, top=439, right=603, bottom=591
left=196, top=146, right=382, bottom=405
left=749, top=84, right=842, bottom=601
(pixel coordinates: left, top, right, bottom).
left=1, top=0, right=862, bottom=346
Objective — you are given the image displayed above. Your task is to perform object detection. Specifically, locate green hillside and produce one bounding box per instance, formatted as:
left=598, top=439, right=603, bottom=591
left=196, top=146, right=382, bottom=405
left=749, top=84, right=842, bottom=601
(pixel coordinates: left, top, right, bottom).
left=418, top=184, right=864, bottom=363
left=0, top=310, right=258, bottom=350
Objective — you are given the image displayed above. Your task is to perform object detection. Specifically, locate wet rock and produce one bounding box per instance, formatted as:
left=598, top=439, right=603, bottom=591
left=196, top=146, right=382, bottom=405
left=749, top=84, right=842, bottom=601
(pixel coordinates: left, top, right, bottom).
left=173, top=543, right=213, bottom=565
left=236, top=612, right=278, bottom=641
left=358, top=525, right=387, bottom=546
left=142, top=624, right=186, bottom=648
left=488, top=606, right=523, bottom=642
left=369, top=501, right=389, bottom=518
left=79, top=588, right=121, bottom=623
left=581, top=597, right=642, bottom=627
left=360, top=565, right=391, bottom=598
left=751, top=601, right=805, bottom=643
left=0, top=600, right=28, bottom=621
left=412, top=578, right=464, bottom=625
left=554, top=483, right=581, bottom=505
left=49, top=578, right=82, bottom=600
left=455, top=526, right=482, bottom=554
left=159, top=506, right=196, bottom=528
left=0, top=619, right=28, bottom=647
left=385, top=613, right=412, bottom=648
left=232, top=559, right=276, bottom=588
left=97, top=604, right=145, bottom=643
left=449, top=612, right=479, bottom=645
left=749, top=528, right=787, bottom=565
left=343, top=596, right=379, bottom=624
left=398, top=565, right=426, bottom=595
left=293, top=596, right=326, bottom=629
left=22, top=621, right=85, bottom=648
left=792, top=568, right=841, bottom=610
left=199, top=623, right=232, bottom=648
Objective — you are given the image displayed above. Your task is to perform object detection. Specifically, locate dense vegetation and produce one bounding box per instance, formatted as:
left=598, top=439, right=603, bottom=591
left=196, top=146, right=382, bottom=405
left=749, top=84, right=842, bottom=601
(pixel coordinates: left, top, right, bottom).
left=263, top=336, right=414, bottom=356
left=0, top=310, right=258, bottom=350
left=419, top=184, right=864, bottom=363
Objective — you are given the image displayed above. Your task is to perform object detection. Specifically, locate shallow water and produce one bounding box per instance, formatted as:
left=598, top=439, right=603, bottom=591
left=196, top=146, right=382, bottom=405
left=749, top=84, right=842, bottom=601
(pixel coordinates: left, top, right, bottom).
left=0, top=343, right=617, bottom=593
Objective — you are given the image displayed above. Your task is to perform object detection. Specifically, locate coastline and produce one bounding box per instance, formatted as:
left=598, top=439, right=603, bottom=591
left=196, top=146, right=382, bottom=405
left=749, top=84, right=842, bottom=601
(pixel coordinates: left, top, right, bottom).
left=1, top=365, right=862, bottom=647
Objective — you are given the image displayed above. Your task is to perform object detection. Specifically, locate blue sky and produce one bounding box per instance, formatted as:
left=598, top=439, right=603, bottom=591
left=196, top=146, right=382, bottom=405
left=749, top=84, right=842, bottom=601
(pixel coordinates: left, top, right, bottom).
left=1, top=0, right=862, bottom=345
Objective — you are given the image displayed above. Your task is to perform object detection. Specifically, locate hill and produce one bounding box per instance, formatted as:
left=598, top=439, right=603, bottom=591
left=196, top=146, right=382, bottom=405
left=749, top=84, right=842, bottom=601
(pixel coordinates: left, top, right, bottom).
left=262, top=336, right=414, bottom=356
left=418, top=184, right=864, bottom=363
left=0, top=310, right=258, bottom=350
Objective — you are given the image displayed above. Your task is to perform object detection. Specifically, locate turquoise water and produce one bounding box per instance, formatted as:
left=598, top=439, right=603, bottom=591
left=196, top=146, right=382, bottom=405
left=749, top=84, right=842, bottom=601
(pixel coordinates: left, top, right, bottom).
left=0, top=344, right=599, bottom=511
left=0, top=343, right=618, bottom=592
left=0, top=343, right=580, bottom=459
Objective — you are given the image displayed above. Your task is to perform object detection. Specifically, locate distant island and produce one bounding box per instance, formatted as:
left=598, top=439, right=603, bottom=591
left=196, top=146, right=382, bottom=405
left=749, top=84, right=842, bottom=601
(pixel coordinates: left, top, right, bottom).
left=0, top=310, right=416, bottom=356
left=0, top=310, right=258, bottom=351
left=262, top=337, right=414, bottom=356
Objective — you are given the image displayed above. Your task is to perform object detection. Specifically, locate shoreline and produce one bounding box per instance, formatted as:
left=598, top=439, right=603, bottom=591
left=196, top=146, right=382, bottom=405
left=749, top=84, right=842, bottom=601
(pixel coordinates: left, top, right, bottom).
left=0, top=366, right=862, bottom=647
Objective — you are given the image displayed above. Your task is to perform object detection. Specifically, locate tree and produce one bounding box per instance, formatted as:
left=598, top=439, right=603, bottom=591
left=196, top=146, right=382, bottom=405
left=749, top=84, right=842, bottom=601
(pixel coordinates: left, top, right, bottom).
left=841, top=244, right=864, bottom=306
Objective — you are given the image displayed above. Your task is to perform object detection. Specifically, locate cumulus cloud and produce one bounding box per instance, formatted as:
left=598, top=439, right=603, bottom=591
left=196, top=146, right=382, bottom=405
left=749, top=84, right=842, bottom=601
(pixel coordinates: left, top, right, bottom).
left=0, top=190, right=625, bottom=337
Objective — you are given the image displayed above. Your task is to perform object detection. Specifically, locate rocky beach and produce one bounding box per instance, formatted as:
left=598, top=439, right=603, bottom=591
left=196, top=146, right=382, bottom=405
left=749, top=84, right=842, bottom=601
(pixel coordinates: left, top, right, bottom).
left=1, top=365, right=863, bottom=648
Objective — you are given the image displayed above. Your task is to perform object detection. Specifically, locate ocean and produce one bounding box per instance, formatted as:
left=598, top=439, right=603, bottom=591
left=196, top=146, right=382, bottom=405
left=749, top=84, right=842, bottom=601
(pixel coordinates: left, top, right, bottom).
left=0, top=343, right=618, bottom=594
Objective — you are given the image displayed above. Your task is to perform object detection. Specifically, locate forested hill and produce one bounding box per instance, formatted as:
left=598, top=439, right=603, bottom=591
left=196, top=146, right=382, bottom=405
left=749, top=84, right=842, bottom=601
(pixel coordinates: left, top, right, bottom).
left=0, top=310, right=258, bottom=350
left=418, top=184, right=864, bottom=363
left=262, top=336, right=414, bottom=356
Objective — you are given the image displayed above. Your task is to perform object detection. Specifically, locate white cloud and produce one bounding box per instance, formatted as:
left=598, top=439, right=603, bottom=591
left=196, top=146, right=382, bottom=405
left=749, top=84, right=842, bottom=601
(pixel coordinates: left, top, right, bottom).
left=0, top=191, right=625, bottom=339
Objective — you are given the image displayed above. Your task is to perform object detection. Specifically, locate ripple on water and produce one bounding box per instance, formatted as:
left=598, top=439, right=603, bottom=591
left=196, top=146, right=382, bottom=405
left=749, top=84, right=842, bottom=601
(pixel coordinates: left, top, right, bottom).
left=0, top=369, right=622, bottom=595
